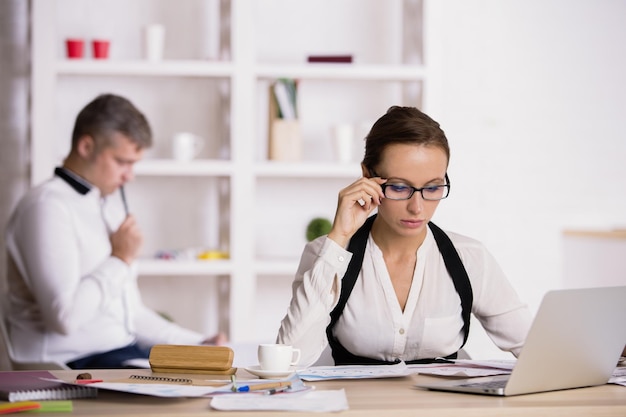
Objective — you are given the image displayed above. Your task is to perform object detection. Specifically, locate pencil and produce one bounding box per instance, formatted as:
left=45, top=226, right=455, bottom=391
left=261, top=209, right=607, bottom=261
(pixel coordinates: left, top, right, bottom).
left=0, top=401, right=41, bottom=414
left=266, top=385, right=291, bottom=395
left=120, top=185, right=129, bottom=215
left=237, top=381, right=291, bottom=392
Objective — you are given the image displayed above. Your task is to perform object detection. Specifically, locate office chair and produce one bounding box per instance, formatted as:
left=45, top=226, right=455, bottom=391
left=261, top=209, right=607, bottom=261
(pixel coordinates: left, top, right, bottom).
left=0, top=308, right=69, bottom=370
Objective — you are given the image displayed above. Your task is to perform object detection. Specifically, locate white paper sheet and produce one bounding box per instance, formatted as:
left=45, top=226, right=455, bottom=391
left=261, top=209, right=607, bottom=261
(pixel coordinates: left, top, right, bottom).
left=88, top=381, right=224, bottom=398
left=410, top=365, right=511, bottom=377
left=408, top=359, right=515, bottom=377
left=453, top=359, right=516, bottom=370
left=609, top=367, right=626, bottom=387
left=55, top=373, right=311, bottom=398
left=297, top=361, right=414, bottom=381
left=210, top=389, right=349, bottom=412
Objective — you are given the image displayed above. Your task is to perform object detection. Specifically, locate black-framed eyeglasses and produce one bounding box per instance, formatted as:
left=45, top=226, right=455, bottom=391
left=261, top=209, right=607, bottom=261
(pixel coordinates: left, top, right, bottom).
left=371, top=171, right=451, bottom=201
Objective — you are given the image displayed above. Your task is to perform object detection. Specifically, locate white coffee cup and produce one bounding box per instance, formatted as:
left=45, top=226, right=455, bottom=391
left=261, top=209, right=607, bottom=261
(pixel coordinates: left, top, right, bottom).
left=172, top=132, right=204, bottom=161
left=144, top=24, right=165, bottom=61
left=257, top=344, right=301, bottom=371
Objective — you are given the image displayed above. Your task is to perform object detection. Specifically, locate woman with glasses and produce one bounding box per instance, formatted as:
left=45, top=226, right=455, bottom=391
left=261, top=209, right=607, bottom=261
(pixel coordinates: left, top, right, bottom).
left=277, top=106, right=531, bottom=367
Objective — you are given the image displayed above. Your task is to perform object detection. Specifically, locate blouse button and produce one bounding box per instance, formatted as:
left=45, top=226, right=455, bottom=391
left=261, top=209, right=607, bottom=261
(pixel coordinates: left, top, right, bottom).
left=338, top=255, right=345, bottom=262
left=399, top=328, right=405, bottom=335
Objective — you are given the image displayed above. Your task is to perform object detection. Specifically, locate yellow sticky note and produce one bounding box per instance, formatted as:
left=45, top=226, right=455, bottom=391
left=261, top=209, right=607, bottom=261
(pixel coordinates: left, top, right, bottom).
left=24, top=400, right=73, bottom=413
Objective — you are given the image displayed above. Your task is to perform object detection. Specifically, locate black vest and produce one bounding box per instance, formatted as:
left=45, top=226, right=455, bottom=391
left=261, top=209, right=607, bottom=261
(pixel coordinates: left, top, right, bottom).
left=325, top=214, right=473, bottom=365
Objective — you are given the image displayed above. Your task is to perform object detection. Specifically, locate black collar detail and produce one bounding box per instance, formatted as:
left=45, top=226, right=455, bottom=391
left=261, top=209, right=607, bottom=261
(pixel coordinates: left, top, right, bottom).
left=54, top=167, right=91, bottom=195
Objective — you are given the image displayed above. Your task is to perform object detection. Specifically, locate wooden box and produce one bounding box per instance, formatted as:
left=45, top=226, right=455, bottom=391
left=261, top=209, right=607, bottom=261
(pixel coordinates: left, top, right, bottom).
left=149, top=345, right=236, bottom=375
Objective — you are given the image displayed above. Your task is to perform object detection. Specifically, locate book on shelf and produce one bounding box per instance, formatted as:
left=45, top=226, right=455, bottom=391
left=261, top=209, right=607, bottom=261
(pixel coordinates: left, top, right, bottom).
left=268, top=79, right=301, bottom=162
left=0, top=370, right=97, bottom=402
left=307, top=55, right=353, bottom=63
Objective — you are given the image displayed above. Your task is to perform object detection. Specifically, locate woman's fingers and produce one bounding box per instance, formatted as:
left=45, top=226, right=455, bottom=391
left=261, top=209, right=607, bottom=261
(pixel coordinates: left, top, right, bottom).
left=339, top=177, right=385, bottom=207
left=328, top=177, right=386, bottom=246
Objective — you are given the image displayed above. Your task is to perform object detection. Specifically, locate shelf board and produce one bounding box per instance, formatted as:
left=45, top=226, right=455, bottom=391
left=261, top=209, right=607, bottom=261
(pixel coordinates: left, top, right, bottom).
left=137, top=258, right=300, bottom=277
left=134, top=160, right=361, bottom=178
left=563, top=229, right=626, bottom=240
left=134, top=159, right=233, bottom=176
left=255, top=63, right=427, bottom=81
left=254, top=162, right=361, bottom=178
left=55, top=61, right=425, bottom=81
left=254, top=259, right=300, bottom=276
left=55, top=60, right=233, bottom=77
left=137, top=259, right=232, bottom=276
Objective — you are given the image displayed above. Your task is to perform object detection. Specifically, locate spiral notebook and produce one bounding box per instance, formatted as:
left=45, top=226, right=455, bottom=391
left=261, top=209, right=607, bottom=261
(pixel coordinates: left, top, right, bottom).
left=0, top=370, right=97, bottom=402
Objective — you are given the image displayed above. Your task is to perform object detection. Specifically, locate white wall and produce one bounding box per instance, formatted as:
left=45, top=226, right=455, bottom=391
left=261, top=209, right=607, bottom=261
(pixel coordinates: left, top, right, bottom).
left=563, top=235, right=626, bottom=289
left=430, top=0, right=626, bottom=358
left=247, top=0, right=626, bottom=357
left=3, top=0, right=625, bottom=363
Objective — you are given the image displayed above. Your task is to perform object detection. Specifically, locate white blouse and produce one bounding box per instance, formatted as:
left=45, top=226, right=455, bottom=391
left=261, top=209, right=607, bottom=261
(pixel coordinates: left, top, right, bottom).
left=277, top=227, right=532, bottom=367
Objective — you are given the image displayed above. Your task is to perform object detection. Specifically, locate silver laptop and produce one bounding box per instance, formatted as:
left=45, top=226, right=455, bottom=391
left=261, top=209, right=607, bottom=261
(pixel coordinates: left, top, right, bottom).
left=415, top=286, right=626, bottom=396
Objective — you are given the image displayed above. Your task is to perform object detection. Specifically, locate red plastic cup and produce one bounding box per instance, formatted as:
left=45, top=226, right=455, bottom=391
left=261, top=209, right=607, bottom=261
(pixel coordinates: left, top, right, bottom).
left=92, top=39, right=110, bottom=59
left=65, top=39, right=84, bottom=59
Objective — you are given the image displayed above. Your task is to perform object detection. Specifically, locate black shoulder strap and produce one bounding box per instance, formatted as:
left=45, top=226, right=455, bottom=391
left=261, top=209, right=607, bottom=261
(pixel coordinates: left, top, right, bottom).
left=427, top=222, right=473, bottom=347
left=327, top=214, right=473, bottom=351
left=328, top=215, right=376, bottom=328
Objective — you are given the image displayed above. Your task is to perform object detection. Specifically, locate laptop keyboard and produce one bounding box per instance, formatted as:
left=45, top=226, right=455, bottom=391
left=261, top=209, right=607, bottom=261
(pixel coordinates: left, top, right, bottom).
left=458, top=380, right=507, bottom=389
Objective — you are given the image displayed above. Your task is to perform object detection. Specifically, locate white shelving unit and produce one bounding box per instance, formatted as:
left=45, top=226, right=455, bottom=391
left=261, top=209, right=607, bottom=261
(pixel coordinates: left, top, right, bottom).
left=134, top=160, right=234, bottom=177
left=30, top=0, right=439, bottom=342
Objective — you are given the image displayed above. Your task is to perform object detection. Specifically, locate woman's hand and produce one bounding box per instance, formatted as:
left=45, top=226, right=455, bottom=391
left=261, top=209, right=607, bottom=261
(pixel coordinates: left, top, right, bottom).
left=327, top=176, right=386, bottom=247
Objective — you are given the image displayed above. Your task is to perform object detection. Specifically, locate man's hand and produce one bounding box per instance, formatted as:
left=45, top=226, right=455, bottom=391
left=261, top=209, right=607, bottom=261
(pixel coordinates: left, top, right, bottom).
left=110, top=214, right=143, bottom=264
left=201, top=332, right=228, bottom=346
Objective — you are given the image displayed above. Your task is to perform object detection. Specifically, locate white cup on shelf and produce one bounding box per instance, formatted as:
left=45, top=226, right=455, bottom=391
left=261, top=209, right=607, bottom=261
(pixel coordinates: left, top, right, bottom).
left=172, top=132, right=204, bottom=161
left=332, top=123, right=355, bottom=163
left=143, top=24, right=165, bottom=61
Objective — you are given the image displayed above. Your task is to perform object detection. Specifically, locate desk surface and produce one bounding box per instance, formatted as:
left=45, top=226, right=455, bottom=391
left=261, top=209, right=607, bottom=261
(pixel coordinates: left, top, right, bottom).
left=563, top=229, right=626, bottom=240
left=23, top=368, right=620, bottom=416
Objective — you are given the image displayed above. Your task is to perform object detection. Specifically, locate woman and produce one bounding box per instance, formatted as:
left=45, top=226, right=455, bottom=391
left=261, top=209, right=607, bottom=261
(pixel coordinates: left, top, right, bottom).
left=277, top=106, right=531, bottom=367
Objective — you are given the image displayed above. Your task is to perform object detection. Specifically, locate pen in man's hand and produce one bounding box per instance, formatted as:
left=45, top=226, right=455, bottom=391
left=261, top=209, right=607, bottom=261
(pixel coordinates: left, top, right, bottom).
left=120, top=185, right=129, bottom=215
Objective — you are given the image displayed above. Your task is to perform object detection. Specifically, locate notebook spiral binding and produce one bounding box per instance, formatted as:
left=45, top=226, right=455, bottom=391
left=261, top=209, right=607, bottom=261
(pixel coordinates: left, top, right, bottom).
left=128, top=375, right=193, bottom=385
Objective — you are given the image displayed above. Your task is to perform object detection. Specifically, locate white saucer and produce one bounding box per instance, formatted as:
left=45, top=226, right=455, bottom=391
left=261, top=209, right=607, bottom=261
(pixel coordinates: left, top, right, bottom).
left=244, top=365, right=296, bottom=379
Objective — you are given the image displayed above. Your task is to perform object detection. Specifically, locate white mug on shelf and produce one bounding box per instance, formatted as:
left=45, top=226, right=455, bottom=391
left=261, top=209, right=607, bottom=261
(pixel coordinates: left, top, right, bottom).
left=257, top=343, right=301, bottom=371
left=172, top=132, right=204, bottom=161
left=332, top=123, right=355, bottom=163
left=143, top=24, right=165, bottom=61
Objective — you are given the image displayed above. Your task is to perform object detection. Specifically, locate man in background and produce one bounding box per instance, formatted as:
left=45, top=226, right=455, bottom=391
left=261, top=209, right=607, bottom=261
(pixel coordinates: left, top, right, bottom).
left=5, top=93, right=225, bottom=368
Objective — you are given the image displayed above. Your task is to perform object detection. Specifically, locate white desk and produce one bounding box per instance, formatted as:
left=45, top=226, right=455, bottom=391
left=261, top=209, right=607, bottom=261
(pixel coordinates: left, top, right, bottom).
left=31, top=368, right=625, bottom=416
